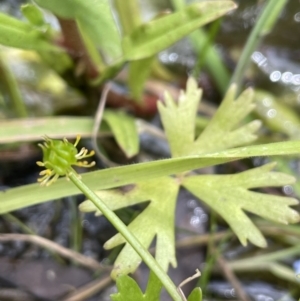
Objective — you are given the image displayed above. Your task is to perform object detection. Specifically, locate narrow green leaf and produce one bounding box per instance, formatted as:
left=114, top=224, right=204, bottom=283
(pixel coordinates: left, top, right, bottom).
left=128, top=57, right=155, bottom=101
left=189, top=28, right=230, bottom=93
left=103, top=110, right=139, bottom=158
left=182, top=162, right=299, bottom=247
left=0, top=117, right=94, bottom=143
left=0, top=52, right=27, bottom=118
left=230, top=0, right=287, bottom=92
left=261, top=0, right=287, bottom=35
left=2, top=140, right=300, bottom=214
left=122, top=1, right=237, bottom=60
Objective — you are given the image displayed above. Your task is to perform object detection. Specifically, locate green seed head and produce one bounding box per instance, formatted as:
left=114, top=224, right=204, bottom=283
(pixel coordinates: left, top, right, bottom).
left=37, top=136, right=95, bottom=186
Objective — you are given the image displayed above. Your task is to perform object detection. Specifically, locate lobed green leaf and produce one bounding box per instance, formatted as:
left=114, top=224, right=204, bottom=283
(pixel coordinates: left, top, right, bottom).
left=111, top=275, right=144, bottom=301
left=111, top=272, right=163, bottom=301
left=195, top=85, right=261, bottom=153
left=80, top=177, right=179, bottom=277
left=182, top=162, right=299, bottom=247
left=158, top=77, right=202, bottom=157
left=159, top=78, right=262, bottom=157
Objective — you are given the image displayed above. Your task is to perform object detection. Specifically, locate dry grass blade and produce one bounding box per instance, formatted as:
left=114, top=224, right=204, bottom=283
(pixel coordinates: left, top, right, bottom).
left=62, top=276, right=112, bottom=301
left=0, top=234, right=107, bottom=271
left=217, top=255, right=251, bottom=301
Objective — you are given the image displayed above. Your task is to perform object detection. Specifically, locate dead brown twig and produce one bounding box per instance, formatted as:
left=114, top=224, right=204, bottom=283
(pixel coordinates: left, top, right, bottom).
left=217, top=255, right=251, bottom=301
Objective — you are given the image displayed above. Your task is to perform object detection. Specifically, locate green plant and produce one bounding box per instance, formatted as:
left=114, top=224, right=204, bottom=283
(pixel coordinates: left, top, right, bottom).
left=29, top=77, right=299, bottom=300
left=36, top=134, right=204, bottom=300
left=0, top=0, right=236, bottom=106
left=1, top=0, right=300, bottom=300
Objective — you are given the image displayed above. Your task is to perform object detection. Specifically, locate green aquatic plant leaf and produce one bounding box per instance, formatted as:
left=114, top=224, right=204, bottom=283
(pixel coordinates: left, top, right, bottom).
left=194, top=85, right=261, bottom=153
left=158, top=77, right=201, bottom=157
left=80, top=77, right=300, bottom=275
left=80, top=177, right=179, bottom=277
left=2, top=140, right=300, bottom=214
left=182, top=162, right=299, bottom=247
left=110, top=272, right=202, bottom=301
left=158, top=77, right=261, bottom=157
left=122, top=1, right=237, bottom=60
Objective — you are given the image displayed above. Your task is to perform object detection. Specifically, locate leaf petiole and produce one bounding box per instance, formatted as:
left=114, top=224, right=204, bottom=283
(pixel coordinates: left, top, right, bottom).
left=67, top=168, right=183, bottom=301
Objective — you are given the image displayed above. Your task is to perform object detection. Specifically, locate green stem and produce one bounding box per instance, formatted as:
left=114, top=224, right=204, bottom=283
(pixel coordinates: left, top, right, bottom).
left=0, top=53, right=28, bottom=117
left=68, top=170, right=183, bottom=301
left=113, top=0, right=141, bottom=35
left=171, top=0, right=230, bottom=94
left=230, top=0, right=287, bottom=92
left=3, top=213, right=35, bottom=235
left=68, top=197, right=82, bottom=252
left=2, top=213, right=64, bottom=263
left=230, top=245, right=300, bottom=269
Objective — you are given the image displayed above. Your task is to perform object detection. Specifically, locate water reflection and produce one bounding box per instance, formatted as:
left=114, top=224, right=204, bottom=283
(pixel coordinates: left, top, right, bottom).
left=282, top=185, right=294, bottom=196
left=252, top=51, right=268, bottom=67
left=252, top=50, right=300, bottom=93
left=270, top=70, right=281, bottom=82
left=281, top=71, right=293, bottom=83
left=257, top=295, right=274, bottom=301
left=262, top=97, right=272, bottom=107
left=294, top=12, right=300, bottom=22
left=292, top=259, right=300, bottom=274
left=187, top=199, right=208, bottom=228
left=266, top=108, right=277, bottom=118
left=208, top=281, right=295, bottom=301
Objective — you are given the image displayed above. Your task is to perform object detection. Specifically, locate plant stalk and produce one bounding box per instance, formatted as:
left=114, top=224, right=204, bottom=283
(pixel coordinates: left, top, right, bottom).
left=230, top=0, right=287, bottom=93
left=68, top=170, right=183, bottom=301
left=0, top=53, right=28, bottom=117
